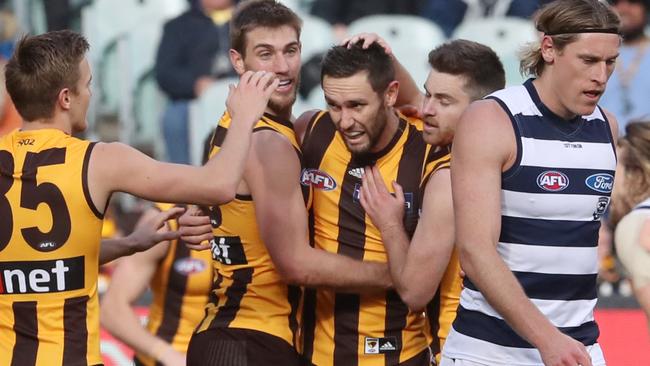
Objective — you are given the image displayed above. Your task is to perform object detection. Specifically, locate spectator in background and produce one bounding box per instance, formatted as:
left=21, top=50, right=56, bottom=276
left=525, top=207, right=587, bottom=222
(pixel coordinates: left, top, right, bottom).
left=155, top=0, right=236, bottom=164
left=611, top=121, right=650, bottom=335
left=0, top=9, right=20, bottom=136
left=600, top=0, right=650, bottom=136
left=310, top=0, right=421, bottom=41
left=421, top=0, right=547, bottom=37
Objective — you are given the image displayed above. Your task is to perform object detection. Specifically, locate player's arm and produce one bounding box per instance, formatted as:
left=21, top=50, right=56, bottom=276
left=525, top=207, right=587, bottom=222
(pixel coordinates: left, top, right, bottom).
left=100, top=211, right=185, bottom=366
left=360, top=166, right=454, bottom=311
left=342, top=32, right=423, bottom=109
left=99, top=206, right=184, bottom=265
left=452, top=100, right=592, bottom=366
left=248, top=131, right=390, bottom=291
left=89, top=71, right=279, bottom=210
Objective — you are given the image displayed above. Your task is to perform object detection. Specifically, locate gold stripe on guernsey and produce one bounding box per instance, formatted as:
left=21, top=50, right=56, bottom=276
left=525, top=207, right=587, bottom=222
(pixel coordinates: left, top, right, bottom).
left=196, top=112, right=302, bottom=346
left=302, top=112, right=436, bottom=366
left=136, top=203, right=212, bottom=366
left=0, top=128, right=103, bottom=366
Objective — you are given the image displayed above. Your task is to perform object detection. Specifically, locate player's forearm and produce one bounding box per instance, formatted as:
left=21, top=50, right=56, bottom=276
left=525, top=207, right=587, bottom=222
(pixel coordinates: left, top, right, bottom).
left=100, top=300, right=173, bottom=361
left=290, top=247, right=392, bottom=292
left=459, top=241, right=561, bottom=349
left=99, top=237, right=136, bottom=265
left=378, top=225, right=416, bottom=299
left=392, top=55, right=422, bottom=108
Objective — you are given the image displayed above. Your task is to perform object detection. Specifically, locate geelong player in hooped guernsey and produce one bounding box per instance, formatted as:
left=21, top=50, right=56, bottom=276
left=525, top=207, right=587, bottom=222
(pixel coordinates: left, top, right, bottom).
left=443, top=1, right=621, bottom=365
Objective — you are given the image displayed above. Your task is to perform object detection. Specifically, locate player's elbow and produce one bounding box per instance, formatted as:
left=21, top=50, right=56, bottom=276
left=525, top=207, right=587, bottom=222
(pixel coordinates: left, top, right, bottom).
left=277, top=260, right=311, bottom=285
left=399, top=291, right=429, bottom=313
left=457, top=242, right=479, bottom=279
left=203, top=181, right=237, bottom=206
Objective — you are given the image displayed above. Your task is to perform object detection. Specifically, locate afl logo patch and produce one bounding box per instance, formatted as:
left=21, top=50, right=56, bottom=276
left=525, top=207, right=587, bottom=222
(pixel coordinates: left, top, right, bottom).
left=585, top=173, right=614, bottom=193
left=300, top=169, right=337, bottom=191
left=537, top=171, right=569, bottom=192
left=173, top=258, right=206, bottom=275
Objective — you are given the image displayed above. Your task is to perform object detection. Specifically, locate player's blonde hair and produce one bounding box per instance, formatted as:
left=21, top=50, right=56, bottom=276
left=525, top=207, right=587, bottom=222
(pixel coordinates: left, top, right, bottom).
left=519, top=0, right=620, bottom=78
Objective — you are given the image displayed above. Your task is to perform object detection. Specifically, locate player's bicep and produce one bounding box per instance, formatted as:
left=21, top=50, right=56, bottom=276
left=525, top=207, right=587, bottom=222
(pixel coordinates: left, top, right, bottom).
left=245, top=132, right=308, bottom=269
left=451, top=101, right=511, bottom=249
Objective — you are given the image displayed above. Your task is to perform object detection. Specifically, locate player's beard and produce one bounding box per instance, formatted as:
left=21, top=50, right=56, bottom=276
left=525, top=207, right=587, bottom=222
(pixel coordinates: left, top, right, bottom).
left=349, top=108, right=389, bottom=164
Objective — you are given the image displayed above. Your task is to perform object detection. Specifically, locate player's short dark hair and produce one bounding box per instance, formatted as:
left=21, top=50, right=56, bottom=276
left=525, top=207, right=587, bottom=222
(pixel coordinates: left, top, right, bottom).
left=320, top=42, right=395, bottom=94
left=230, top=0, right=302, bottom=56
left=428, top=39, right=505, bottom=100
left=5, top=30, right=89, bottom=122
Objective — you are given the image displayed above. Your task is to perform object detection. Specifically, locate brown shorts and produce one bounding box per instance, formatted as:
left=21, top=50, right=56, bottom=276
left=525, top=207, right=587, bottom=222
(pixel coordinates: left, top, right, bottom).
left=187, top=328, right=300, bottom=366
left=400, top=348, right=432, bottom=366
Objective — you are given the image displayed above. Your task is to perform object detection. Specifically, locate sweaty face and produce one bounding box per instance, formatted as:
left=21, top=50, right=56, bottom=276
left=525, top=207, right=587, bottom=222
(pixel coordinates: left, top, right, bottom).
left=421, top=69, right=471, bottom=146
left=323, top=72, right=392, bottom=157
left=546, top=33, right=620, bottom=118
left=235, top=25, right=301, bottom=116
left=70, top=58, right=92, bottom=133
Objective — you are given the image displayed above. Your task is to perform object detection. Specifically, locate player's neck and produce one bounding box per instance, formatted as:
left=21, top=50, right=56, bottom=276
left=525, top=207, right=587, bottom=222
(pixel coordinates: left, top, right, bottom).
left=21, top=117, right=72, bottom=135
left=532, top=77, right=577, bottom=120
left=265, top=106, right=292, bottom=122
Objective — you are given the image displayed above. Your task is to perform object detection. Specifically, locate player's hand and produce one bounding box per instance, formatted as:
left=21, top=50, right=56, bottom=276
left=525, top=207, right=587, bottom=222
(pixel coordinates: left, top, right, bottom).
left=359, top=165, right=405, bottom=233
left=127, top=207, right=184, bottom=254
left=342, top=32, right=393, bottom=56
left=227, top=70, right=280, bottom=128
left=538, top=333, right=592, bottom=366
left=178, top=205, right=213, bottom=251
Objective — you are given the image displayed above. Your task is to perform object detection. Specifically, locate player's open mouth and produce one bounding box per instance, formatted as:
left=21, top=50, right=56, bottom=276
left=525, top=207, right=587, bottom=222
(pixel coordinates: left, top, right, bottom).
left=276, top=79, right=293, bottom=92
left=344, top=131, right=365, bottom=142
left=584, top=90, right=602, bottom=100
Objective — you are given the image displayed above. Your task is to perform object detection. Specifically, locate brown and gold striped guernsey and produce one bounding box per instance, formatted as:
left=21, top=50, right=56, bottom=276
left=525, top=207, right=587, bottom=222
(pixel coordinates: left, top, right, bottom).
left=134, top=203, right=212, bottom=366
left=300, top=111, right=451, bottom=366
left=0, top=129, right=104, bottom=366
left=194, top=112, right=303, bottom=347
left=424, top=249, right=461, bottom=363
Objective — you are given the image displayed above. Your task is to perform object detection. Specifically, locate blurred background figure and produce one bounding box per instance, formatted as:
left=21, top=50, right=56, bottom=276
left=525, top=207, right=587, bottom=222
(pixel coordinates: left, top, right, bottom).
left=155, top=0, right=236, bottom=164
left=600, top=0, right=650, bottom=136
left=101, top=203, right=212, bottom=366
left=310, top=0, right=420, bottom=41
left=420, top=0, right=547, bottom=37
left=0, top=8, right=20, bottom=136
left=611, top=121, right=650, bottom=335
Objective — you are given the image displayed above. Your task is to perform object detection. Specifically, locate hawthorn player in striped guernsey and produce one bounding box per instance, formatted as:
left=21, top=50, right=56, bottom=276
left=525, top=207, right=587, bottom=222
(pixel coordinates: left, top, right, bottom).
left=100, top=203, right=213, bottom=366
left=186, top=1, right=393, bottom=365
left=0, top=30, right=276, bottom=366
left=352, top=35, right=506, bottom=364
left=298, top=42, right=449, bottom=366
left=443, top=0, right=620, bottom=365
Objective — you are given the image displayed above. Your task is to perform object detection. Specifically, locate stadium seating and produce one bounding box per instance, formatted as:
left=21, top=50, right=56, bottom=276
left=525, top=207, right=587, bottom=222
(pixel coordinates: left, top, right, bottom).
left=452, top=17, right=539, bottom=85
left=300, top=14, right=335, bottom=63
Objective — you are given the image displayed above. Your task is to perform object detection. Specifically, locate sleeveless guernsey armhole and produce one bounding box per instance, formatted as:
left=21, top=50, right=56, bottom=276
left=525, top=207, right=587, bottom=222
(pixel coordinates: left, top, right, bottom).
left=597, top=105, right=617, bottom=161
left=82, top=142, right=104, bottom=219
left=486, top=96, right=523, bottom=180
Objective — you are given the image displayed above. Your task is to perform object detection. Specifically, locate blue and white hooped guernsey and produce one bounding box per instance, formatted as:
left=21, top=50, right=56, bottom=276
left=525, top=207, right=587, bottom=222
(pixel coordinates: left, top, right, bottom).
left=442, top=79, right=616, bottom=366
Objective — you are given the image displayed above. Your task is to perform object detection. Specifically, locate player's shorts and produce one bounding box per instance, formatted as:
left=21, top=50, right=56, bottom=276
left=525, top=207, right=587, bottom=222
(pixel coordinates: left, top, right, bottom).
left=186, top=328, right=300, bottom=366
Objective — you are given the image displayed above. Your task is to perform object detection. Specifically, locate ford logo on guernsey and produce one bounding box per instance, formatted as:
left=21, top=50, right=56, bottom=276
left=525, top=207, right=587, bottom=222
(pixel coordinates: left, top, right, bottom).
left=585, top=173, right=614, bottom=193
left=537, top=170, right=569, bottom=192
left=301, top=169, right=337, bottom=191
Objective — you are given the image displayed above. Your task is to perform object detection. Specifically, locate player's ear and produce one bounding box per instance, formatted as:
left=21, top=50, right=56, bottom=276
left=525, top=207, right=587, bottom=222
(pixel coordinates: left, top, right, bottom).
left=57, top=88, right=72, bottom=111
left=384, top=80, right=399, bottom=107
left=229, top=49, right=246, bottom=75
left=540, top=35, right=556, bottom=64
